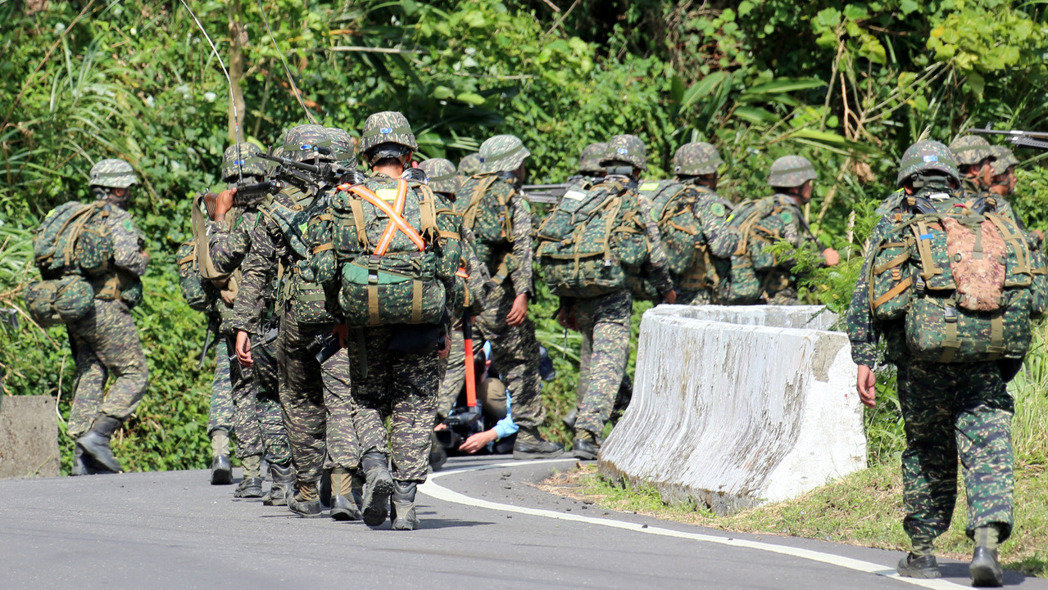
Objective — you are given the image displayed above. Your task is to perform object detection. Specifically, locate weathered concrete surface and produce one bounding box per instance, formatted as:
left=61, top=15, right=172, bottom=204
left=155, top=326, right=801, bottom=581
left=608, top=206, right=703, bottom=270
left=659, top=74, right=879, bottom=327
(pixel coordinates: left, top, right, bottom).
left=0, top=395, right=60, bottom=478
left=599, top=306, right=866, bottom=514
left=657, top=303, right=839, bottom=331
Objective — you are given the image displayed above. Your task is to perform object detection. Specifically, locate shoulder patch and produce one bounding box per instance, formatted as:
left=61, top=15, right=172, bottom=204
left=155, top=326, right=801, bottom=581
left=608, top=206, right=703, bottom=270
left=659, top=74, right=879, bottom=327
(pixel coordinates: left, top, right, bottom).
left=122, top=218, right=134, bottom=231
left=710, top=203, right=726, bottom=217
left=780, top=210, right=794, bottom=223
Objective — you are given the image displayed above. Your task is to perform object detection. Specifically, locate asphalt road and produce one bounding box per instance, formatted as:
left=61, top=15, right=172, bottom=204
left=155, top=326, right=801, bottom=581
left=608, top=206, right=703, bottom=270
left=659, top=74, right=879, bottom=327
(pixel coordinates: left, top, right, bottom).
left=0, top=456, right=1043, bottom=589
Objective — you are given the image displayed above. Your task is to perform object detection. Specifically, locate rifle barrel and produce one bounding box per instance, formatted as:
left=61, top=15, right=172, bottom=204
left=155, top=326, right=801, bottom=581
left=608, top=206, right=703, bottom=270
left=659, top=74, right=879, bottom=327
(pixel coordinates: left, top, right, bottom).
left=972, top=126, right=1048, bottom=140
left=259, top=153, right=321, bottom=173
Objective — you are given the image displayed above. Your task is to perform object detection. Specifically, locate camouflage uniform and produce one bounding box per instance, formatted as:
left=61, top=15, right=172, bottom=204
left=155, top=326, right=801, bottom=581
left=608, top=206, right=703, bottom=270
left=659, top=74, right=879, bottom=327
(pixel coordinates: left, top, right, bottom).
left=455, top=135, right=550, bottom=451
left=569, top=136, right=674, bottom=451
left=757, top=155, right=822, bottom=305
left=846, top=141, right=1015, bottom=582
left=564, top=142, right=607, bottom=189
left=68, top=159, right=149, bottom=474
left=207, top=339, right=234, bottom=437
left=231, top=127, right=359, bottom=505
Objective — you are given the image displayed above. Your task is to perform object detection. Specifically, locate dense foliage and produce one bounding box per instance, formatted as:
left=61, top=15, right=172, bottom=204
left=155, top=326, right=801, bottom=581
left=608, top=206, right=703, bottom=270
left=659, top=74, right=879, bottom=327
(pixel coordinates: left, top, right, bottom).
left=2, top=0, right=1047, bottom=472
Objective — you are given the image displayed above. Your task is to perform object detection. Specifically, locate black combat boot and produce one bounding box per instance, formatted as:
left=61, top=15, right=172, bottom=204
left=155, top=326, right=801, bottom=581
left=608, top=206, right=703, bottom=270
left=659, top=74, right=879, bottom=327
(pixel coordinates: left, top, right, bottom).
left=896, top=552, right=941, bottom=579
left=360, top=451, right=394, bottom=527
left=209, top=429, right=232, bottom=485
left=71, top=445, right=88, bottom=476
left=513, top=427, right=564, bottom=460
left=561, top=408, right=578, bottom=430
left=288, top=482, right=323, bottom=517
left=429, top=430, right=447, bottom=471
left=571, top=430, right=602, bottom=461
left=75, top=415, right=123, bottom=473
left=390, top=481, right=420, bottom=531
left=351, top=469, right=365, bottom=510
left=329, top=467, right=362, bottom=521
left=263, top=462, right=295, bottom=506
left=970, top=526, right=1004, bottom=587
left=234, top=454, right=264, bottom=499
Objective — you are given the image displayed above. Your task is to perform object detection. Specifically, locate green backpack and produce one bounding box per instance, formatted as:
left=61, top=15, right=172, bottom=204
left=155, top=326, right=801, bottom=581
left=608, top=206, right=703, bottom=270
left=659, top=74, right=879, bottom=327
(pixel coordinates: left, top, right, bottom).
left=176, top=240, right=212, bottom=312
left=309, top=179, right=451, bottom=327
left=535, top=179, right=648, bottom=298
left=636, top=180, right=702, bottom=277
left=868, top=196, right=1046, bottom=362
left=33, top=201, right=113, bottom=277
left=23, top=275, right=95, bottom=327
left=456, top=174, right=514, bottom=276
left=720, top=195, right=797, bottom=304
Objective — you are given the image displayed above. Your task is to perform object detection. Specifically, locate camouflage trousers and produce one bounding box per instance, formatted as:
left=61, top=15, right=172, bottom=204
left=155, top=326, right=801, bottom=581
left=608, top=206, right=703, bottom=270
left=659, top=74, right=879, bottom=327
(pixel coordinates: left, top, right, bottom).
left=760, top=270, right=800, bottom=305
left=67, top=299, right=149, bottom=437
left=681, top=290, right=715, bottom=306
left=897, top=360, right=1014, bottom=544
left=571, top=290, right=631, bottom=437
left=476, top=282, right=543, bottom=430
left=207, top=338, right=234, bottom=436
left=224, top=333, right=291, bottom=465
left=346, top=327, right=441, bottom=483
left=436, top=326, right=467, bottom=420
left=277, top=307, right=359, bottom=487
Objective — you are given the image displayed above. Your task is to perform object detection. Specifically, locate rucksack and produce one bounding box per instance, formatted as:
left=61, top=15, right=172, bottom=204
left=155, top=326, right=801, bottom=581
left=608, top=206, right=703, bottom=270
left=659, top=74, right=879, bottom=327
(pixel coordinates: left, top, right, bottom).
left=33, top=201, right=113, bottom=277
left=23, top=275, right=95, bottom=327
left=535, top=179, right=648, bottom=298
left=189, top=194, right=241, bottom=306
left=457, top=174, right=514, bottom=276
left=867, top=195, right=1047, bottom=362
left=176, top=240, right=212, bottom=312
left=721, top=195, right=798, bottom=304
left=309, top=178, right=450, bottom=327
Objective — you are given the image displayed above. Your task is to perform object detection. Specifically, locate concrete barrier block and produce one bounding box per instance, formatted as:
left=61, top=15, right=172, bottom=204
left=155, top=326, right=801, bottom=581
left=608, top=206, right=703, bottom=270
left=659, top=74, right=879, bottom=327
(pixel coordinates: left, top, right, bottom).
left=0, top=396, right=60, bottom=478
left=599, top=306, right=866, bottom=514
left=653, top=304, right=839, bottom=331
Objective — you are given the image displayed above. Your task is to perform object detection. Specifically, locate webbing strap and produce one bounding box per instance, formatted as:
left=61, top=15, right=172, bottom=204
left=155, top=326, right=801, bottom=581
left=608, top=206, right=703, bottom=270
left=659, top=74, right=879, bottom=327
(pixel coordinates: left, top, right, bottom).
left=191, top=194, right=230, bottom=281
left=872, top=276, right=913, bottom=311
left=462, top=175, right=499, bottom=230
left=367, top=283, right=380, bottom=325
left=984, top=212, right=1031, bottom=277
left=989, top=315, right=1005, bottom=355
left=312, top=243, right=334, bottom=254
left=873, top=251, right=910, bottom=275
left=348, top=181, right=426, bottom=255
left=940, top=305, right=959, bottom=363
left=347, top=198, right=370, bottom=249
left=913, top=221, right=940, bottom=280
left=411, top=280, right=423, bottom=323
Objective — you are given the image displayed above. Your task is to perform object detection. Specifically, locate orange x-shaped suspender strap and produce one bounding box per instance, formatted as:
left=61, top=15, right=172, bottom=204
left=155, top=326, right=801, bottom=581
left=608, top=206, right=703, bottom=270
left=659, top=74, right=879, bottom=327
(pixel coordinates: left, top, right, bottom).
left=339, top=179, right=426, bottom=256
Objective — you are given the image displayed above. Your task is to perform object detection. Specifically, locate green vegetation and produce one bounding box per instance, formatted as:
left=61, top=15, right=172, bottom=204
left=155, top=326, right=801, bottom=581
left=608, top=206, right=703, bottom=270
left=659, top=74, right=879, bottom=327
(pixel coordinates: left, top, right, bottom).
left=2, top=1, right=1048, bottom=478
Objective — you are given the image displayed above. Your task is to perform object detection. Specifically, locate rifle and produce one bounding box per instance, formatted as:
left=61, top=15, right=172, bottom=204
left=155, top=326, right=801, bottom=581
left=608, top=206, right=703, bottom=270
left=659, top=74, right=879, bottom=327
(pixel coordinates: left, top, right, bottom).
left=202, top=180, right=283, bottom=219
left=198, top=323, right=214, bottom=370
left=522, top=183, right=570, bottom=204
left=259, top=148, right=356, bottom=189
left=970, top=126, right=1048, bottom=150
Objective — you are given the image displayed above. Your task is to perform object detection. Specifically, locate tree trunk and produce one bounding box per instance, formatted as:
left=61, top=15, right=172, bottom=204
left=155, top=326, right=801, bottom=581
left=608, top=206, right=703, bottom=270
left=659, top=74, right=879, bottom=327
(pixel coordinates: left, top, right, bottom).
left=227, top=0, right=247, bottom=144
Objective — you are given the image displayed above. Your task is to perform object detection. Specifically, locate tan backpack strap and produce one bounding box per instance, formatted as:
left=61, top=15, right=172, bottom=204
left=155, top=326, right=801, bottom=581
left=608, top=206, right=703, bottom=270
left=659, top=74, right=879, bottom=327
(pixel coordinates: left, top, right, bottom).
left=417, top=184, right=440, bottom=240
left=462, top=175, right=498, bottom=230
left=603, top=197, right=624, bottom=260
left=191, top=194, right=229, bottom=281
left=59, top=203, right=103, bottom=267
left=984, top=212, right=1031, bottom=277
left=912, top=220, right=940, bottom=280
left=872, top=276, right=914, bottom=311
left=940, top=305, right=959, bottom=363
left=347, top=197, right=370, bottom=249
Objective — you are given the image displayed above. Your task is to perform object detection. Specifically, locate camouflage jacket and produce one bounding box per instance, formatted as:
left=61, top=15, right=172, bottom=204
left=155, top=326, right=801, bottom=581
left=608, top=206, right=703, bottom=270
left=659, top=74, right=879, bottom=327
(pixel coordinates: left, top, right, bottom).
left=681, top=181, right=739, bottom=259
left=207, top=207, right=280, bottom=334
left=103, top=203, right=148, bottom=277
left=229, top=185, right=312, bottom=334
left=455, top=173, right=533, bottom=297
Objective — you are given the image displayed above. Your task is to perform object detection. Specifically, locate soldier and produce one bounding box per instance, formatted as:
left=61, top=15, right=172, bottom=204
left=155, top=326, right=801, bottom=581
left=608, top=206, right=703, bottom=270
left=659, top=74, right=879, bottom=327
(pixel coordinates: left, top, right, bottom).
left=565, top=142, right=607, bottom=189
left=748, top=155, right=839, bottom=304
left=457, top=153, right=482, bottom=178
left=847, top=140, right=1025, bottom=586
left=205, top=142, right=295, bottom=502
left=557, top=135, right=677, bottom=459
left=226, top=125, right=360, bottom=518
left=308, top=112, right=463, bottom=529
left=456, top=135, right=562, bottom=459
left=635, top=142, right=739, bottom=305
left=68, top=159, right=150, bottom=474
left=950, top=135, right=996, bottom=198
left=988, top=145, right=1018, bottom=198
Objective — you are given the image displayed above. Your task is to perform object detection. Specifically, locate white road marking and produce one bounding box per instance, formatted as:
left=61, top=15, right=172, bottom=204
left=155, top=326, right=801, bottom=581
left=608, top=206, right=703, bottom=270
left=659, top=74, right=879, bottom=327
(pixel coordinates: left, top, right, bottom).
left=420, top=459, right=968, bottom=590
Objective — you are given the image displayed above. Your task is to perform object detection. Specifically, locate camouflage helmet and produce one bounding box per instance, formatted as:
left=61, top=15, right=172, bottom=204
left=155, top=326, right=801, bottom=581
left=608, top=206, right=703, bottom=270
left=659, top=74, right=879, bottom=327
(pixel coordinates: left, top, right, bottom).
left=479, top=135, right=531, bottom=173
left=360, top=111, right=418, bottom=156
left=89, top=158, right=138, bottom=189
left=949, top=135, right=994, bottom=167
left=767, top=155, right=817, bottom=187
left=600, top=134, right=647, bottom=169
left=673, top=142, right=723, bottom=176
left=325, top=127, right=357, bottom=168
left=222, top=143, right=267, bottom=182
left=458, top=153, right=483, bottom=176
left=281, top=124, right=330, bottom=163
left=419, top=158, right=460, bottom=195
left=990, top=145, right=1019, bottom=176
left=578, top=142, right=608, bottom=174
left=896, top=140, right=959, bottom=186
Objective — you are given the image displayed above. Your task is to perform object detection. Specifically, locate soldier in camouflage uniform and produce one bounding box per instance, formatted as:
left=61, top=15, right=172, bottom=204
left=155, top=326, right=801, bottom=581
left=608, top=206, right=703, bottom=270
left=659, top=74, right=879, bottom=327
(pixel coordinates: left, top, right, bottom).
left=635, top=142, right=739, bottom=305
left=564, top=142, right=607, bottom=189
left=751, top=155, right=840, bottom=304
left=205, top=142, right=294, bottom=501
left=457, top=153, right=482, bottom=179
left=225, top=126, right=360, bottom=518
left=950, top=135, right=997, bottom=199
left=988, top=145, right=1018, bottom=198
left=206, top=337, right=234, bottom=485
left=847, top=141, right=1014, bottom=586
left=456, top=135, right=563, bottom=459
left=313, top=112, right=463, bottom=530
left=560, top=135, right=677, bottom=460
left=68, top=159, right=149, bottom=475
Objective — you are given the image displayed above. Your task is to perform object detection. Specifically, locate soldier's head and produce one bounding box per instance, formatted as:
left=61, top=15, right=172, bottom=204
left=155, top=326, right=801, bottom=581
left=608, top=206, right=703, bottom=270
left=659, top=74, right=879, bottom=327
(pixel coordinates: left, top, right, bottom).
left=674, top=142, right=723, bottom=190
left=479, top=135, right=531, bottom=182
left=600, top=135, right=646, bottom=179
left=768, top=155, right=817, bottom=203
left=988, top=145, right=1018, bottom=196
left=325, top=127, right=358, bottom=169
left=949, top=134, right=995, bottom=188
left=89, top=158, right=138, bottom=208
left=222, top=142, right=268, bottom=186
left=578, top=142, right=608, bottom=176
left=896, top=140, right=959, bottom=194
left=280, top=124, right=330, bottom=165
left=458, top=153, right=483, bottom=177
left=360, top=111, right=418, bottom=175
left=419, top=158, right=460, bottom=198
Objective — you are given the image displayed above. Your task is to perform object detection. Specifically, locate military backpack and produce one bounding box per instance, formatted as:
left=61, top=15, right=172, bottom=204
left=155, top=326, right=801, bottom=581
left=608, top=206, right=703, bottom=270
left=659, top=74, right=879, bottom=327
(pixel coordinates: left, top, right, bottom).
left=457, top=174, right=515, bottom=280
left=308, top=178, right=452, bottom=327
left=868, top=195, right=1047, bottom=362
left=33, top=201, right=114, bottom=277
left=535, top=179, right=648, bottom=298
left=721, top=195, right=799, bottom=304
